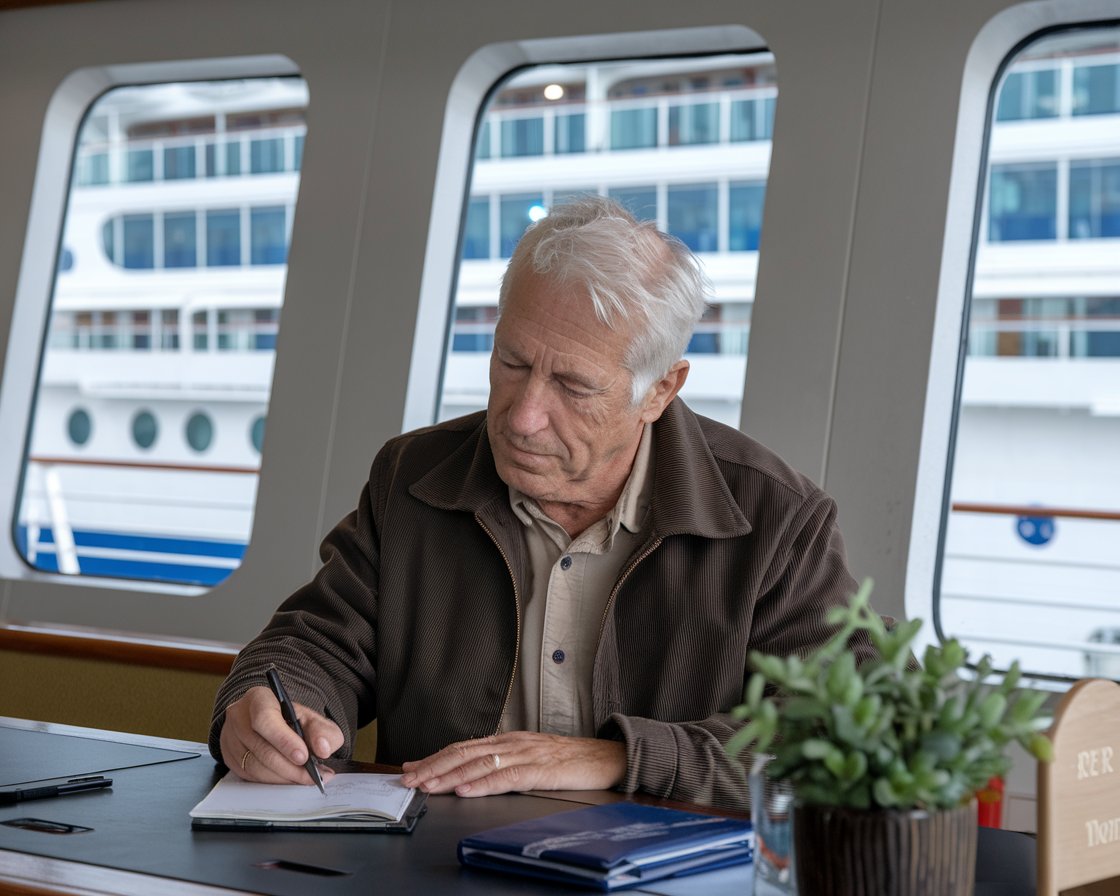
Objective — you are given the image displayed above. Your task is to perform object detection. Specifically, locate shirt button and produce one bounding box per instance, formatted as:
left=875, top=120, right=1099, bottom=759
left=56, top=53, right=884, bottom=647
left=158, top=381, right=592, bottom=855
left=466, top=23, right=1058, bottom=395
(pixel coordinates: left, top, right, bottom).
left=560, top=555, right=573, bottom=570
left=552, top=649, right=566, bottom=664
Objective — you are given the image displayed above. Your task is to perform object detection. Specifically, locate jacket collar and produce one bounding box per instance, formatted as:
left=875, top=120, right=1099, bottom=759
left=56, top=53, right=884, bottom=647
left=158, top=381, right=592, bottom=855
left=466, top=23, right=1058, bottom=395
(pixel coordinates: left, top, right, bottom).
left=410, top=399, right=751, bottom=540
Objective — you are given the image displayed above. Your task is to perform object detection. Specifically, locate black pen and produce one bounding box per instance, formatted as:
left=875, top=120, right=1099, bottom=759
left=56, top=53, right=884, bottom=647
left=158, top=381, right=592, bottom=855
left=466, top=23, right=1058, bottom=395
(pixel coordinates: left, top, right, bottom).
left=0, top=776, right=112, bottom=806
left=266, top=665, right=326, bottom=794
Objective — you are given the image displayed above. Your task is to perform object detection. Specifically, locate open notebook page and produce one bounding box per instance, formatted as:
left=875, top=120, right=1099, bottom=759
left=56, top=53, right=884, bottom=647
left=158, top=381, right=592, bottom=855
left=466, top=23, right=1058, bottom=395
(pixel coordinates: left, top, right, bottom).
left=189, top=772, right=416, bottom=822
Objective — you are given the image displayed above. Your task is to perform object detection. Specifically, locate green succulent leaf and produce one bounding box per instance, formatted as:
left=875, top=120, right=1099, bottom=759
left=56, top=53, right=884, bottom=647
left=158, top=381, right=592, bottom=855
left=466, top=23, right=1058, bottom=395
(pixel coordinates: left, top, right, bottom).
left=726, top=578, right=1053, bottom=811
left=783, top=695, right=828, bottom=721
left=873, top=777, right=902, bottom=808
left=978, top=692, right=1007, bottom=729
left=745, top=671, right=765, bottom=709
left=802, top=738, right=838, bottom=761
left=1029, top=733, right=1054, bottom=762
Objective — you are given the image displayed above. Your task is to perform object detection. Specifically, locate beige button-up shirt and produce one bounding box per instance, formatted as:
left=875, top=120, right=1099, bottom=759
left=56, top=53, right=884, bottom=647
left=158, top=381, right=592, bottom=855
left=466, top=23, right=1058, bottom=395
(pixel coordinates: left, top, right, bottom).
left=500, top=425, right=653, bottom=737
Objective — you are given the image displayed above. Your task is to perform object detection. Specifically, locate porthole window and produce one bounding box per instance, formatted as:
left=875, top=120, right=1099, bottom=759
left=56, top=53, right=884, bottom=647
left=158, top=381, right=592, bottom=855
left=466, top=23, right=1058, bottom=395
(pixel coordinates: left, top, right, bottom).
left=131, top=410, right=158, bottom=450
left=15, top=74, right=307, bottom=588
left=438, top=52, right=776, bottom=426
left=936, top=24, right=1120, bottom=681
left=185, top=412, right=214, bottom=453
left=66, top=408, right=92, bottom=446
left=249, top=415, right=266, bottom=454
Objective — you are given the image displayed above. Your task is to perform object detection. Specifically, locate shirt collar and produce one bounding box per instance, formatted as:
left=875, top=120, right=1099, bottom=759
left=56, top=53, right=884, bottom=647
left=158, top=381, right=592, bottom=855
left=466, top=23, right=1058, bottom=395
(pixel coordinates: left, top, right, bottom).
left=508, top=423, right=653, bottom=540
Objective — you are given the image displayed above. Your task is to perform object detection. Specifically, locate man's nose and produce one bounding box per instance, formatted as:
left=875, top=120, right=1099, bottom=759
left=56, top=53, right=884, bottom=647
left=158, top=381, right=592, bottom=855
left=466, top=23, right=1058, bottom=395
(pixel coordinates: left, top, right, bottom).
left=507, top=376, right=549, bottom=436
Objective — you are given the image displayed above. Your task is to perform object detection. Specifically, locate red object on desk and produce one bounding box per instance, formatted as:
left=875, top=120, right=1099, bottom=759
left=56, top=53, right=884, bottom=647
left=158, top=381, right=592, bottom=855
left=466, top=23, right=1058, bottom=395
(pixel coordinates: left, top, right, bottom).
left=977, top=775, right=1004, bottom=828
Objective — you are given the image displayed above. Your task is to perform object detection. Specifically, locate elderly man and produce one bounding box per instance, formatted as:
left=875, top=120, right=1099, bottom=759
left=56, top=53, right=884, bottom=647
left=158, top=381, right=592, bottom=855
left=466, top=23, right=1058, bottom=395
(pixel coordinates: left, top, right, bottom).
left=211, top=196, right=867, bottom=810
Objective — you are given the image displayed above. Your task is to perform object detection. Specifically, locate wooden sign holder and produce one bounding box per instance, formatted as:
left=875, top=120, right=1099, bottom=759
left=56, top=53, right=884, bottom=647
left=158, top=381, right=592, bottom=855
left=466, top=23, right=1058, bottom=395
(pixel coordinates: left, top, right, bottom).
left=1038, top=678, right=1120, bottom=895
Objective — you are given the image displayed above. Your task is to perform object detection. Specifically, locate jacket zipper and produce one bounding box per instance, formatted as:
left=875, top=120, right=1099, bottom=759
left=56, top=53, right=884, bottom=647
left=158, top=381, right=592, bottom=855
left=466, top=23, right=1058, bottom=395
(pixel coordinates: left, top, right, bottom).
left=596, top=536, right=663, bottom=651
left=477, top=514, right=521, bottom=736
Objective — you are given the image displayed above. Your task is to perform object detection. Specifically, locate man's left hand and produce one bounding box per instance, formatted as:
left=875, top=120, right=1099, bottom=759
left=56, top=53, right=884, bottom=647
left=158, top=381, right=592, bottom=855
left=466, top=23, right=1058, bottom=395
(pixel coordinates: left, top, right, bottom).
left=399, top=732, right=626, bottom=797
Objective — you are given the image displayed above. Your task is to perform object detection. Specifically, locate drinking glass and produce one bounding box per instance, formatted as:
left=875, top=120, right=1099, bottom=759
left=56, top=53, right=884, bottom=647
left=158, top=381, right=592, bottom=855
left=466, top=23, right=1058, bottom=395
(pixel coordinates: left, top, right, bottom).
left=750, top=753, right=797, bottom=895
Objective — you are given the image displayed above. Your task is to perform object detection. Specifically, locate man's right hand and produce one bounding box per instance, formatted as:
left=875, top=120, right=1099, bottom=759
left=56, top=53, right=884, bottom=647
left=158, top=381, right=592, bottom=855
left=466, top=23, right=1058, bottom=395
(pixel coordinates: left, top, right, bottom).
left=219, top=685, right=345, bottom=785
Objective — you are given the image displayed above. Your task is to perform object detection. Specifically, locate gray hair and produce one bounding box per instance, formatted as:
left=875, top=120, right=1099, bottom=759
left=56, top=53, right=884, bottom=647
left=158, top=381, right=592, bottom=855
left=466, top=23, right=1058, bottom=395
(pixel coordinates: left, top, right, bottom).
left=498, top=195, right=710, bottom=405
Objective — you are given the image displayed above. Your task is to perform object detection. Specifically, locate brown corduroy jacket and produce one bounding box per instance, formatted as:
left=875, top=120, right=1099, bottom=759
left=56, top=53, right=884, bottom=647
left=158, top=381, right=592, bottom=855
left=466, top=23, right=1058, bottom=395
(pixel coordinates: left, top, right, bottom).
left=210, top=398, right=866, bottom=810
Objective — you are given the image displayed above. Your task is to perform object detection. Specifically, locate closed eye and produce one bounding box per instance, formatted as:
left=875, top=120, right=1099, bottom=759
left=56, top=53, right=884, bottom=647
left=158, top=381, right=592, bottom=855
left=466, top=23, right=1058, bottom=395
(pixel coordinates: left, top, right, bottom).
left=555, top=374, right=602, bottom=398
left=497, top=355, right=528, bottom=370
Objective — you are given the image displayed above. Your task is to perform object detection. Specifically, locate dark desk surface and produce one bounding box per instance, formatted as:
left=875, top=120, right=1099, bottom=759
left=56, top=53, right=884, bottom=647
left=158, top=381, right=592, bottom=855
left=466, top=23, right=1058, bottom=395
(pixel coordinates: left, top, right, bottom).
left=0, top=718, right=1044, bottom=896
left=0, top=718, right=754, bottom=896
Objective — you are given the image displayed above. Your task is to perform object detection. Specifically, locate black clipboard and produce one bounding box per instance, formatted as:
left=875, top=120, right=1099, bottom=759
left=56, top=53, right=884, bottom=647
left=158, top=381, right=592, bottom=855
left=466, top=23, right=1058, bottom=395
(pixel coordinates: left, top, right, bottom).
left=0, top=725, right=200, bottom=787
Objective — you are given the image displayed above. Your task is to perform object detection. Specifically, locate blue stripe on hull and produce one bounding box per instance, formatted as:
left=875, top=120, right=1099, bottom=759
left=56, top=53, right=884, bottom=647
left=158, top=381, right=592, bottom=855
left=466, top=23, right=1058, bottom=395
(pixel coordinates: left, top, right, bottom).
left=33, top=527, right=246, bottom=559
left=16, top=525, right=245, bottom=587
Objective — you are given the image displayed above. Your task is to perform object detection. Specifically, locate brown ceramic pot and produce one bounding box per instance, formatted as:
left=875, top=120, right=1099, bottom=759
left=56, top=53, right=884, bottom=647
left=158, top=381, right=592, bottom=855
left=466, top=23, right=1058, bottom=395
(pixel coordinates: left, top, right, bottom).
left=792, top=801, right=977, bottom=896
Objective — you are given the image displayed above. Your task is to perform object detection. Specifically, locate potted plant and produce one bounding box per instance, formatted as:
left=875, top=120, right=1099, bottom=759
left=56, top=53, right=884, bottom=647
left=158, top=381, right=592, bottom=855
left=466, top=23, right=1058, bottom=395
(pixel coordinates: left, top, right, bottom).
left=728, top=580, right=1053, bottom=896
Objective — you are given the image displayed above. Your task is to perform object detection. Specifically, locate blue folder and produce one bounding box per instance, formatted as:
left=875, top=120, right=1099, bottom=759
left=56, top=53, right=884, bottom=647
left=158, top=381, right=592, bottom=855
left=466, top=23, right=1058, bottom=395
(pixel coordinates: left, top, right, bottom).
left=458, top=802, right=753, bottom=891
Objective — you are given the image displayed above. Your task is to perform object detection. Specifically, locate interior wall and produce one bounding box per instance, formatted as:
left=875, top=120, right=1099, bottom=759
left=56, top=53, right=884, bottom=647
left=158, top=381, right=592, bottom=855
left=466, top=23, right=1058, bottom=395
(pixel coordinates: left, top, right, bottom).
left=0, top=651, right=378, bottom=760
left=1, top=0, right=1109, bottom=822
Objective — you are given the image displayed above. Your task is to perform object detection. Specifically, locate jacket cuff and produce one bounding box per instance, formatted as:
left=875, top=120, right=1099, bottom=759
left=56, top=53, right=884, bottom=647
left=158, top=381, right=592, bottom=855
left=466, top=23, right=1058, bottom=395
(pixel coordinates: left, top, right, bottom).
left=207, top=660, right=341, bottom=764
left=598, top=712, right=680, bottom=798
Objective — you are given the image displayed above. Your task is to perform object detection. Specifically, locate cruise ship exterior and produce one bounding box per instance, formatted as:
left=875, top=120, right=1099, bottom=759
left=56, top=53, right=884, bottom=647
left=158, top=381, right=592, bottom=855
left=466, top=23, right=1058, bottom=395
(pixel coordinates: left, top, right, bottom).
left=14, top=33, right=1120, bottom=680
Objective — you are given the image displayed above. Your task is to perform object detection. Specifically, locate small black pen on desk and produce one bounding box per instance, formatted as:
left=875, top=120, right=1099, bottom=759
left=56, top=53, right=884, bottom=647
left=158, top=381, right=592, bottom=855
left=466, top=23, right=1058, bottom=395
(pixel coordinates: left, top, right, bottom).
left=0, top=776, right=113, bottom=807
left=266, top=664, right=327, bottom=794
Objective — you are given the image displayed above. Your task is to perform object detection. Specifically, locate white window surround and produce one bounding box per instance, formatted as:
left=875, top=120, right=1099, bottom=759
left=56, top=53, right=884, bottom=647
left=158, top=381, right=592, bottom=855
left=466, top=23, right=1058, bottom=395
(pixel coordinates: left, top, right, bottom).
left=402, top=25, right=767, bottom=432
left=0, top=55, right=299, bottom=594
left=905, top=2, right=1120, bottom=679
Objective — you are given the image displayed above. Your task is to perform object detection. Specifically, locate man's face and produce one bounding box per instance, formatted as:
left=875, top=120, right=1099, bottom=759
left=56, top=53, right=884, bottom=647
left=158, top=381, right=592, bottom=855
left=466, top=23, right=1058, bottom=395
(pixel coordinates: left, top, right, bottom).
left=486, top=269, right=654, bottom=519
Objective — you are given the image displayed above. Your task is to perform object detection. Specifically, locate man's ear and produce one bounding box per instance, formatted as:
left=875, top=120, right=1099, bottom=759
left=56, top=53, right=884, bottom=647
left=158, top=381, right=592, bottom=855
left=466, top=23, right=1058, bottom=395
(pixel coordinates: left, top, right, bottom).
left=639, top=359, right=689, bottom=423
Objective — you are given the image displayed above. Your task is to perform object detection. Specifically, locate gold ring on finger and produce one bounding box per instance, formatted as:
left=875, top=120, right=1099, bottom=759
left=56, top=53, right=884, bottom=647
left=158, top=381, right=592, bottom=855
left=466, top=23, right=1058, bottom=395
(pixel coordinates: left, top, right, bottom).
left=241, top=748, right=253, bottom=770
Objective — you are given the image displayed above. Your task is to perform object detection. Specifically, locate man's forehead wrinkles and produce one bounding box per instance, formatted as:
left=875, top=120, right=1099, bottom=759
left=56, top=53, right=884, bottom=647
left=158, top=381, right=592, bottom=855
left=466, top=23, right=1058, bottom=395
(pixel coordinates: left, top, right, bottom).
left=501, top=321, right=616, bottom=376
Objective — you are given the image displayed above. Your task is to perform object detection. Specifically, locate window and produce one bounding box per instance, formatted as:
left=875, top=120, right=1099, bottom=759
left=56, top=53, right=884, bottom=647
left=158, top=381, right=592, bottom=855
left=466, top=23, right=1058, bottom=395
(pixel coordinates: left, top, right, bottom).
left=250, top=206, right=287, bottom=264
left=122, top=214, right=155, bottom=269
left=474, top=122, right=491, bottom=160
left=668, top=183, right=719, bottom=252
left=499, top=193, right=543, bottom=257
left=610, top=107, right=657, bottom=150
left=131, top=410, right=158, bottom=449
left=729, top=182, right=766, bottom=251
left=668, top=102, right=719, bottom=146
left=163, top=144, right=196, bottom=180
left=250, top=137, right=284, bottom=173
left=995, top=68, right=1059, bottom=121
left=462, top=198, right=491, bottom=260
left=554, top=112, right=585, bottom=154
left=1069, top=159, right=1120, bottom=239
left=499, top=116, right=544, bottom=157
left=1073, top=62, right=1120, bottom=116
left=206, top=209, right=241, bottom=266
left=164, top=212, right=197, bottom=268
left=730, top=96, right=776, bottom=141
left=75, top=151, right=109, bottom=187
left=126, top=148, right=153, bottom=182
left=437, top=51, right=776, bottom=427
left=216, top=308, right=280, bottom=351
left=451, top=306, right=498, bottom=352
left=159, top=309, right=180, bottom=350
left=988, top=163, right=1057, bottom=241
left=101, top=206, right=293, bottom=269
left=224, top=141, right=243, bottom=176
left=608, top=186, right=657, bottom=222
left=192, top=310, right=209, bottom=350
left=185, top=412, right=214, bottom=453
left=14, top=75, right=308, bottom=589
left=66, top=409, right=92, bottom=447
left=936, top=25, right=1120, bottom=681
left=249, top=415, right=266, bottom=454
